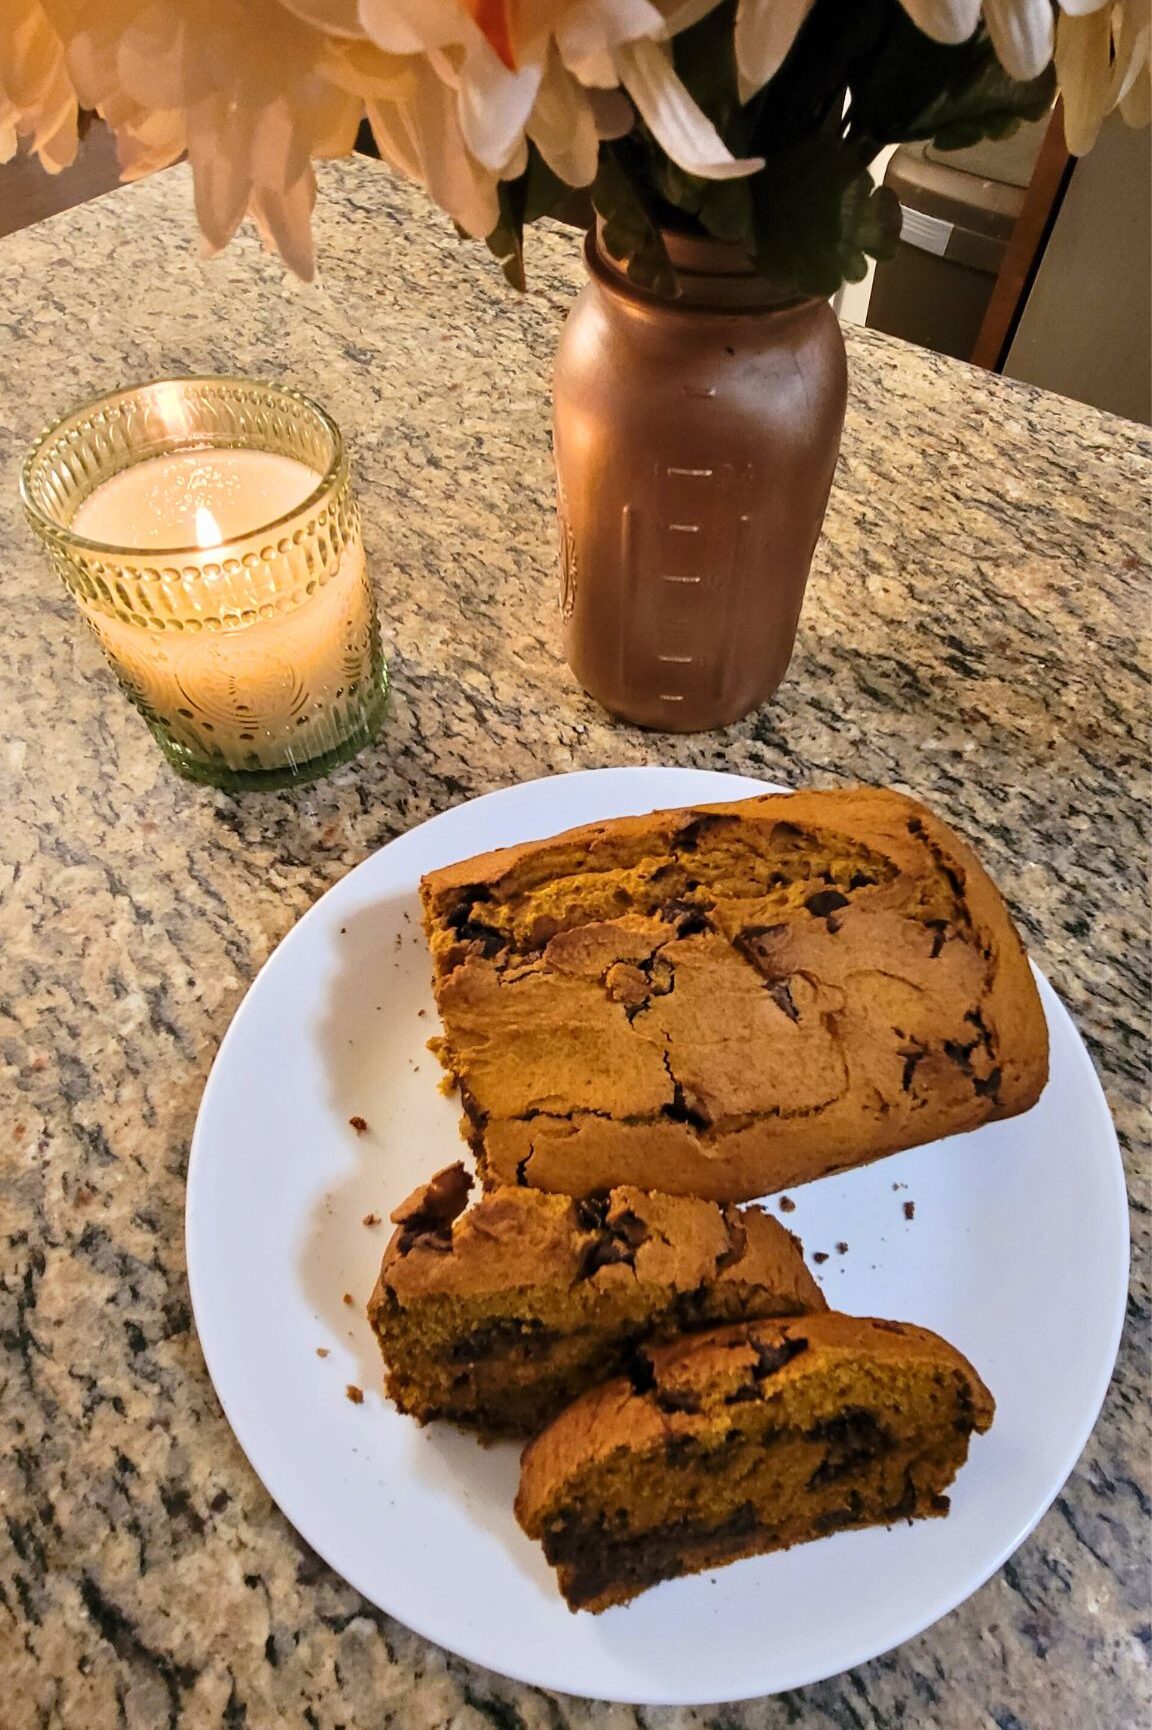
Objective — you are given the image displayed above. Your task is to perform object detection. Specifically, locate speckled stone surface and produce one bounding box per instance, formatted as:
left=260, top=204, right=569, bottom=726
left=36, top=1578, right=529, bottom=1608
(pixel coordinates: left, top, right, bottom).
left=1, top=158, right=1148, bottom=1730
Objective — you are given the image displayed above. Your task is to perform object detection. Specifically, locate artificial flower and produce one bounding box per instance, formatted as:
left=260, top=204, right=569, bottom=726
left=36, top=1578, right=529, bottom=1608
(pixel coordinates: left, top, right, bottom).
left=734, top=0, right=1053, bottom=89
left=0, top=0, right=78, bottom=172
left=43, top=0, right=364, bottom=277
left=324, top=36, right=504, bottom=236
left=1057, top=0, right=1152, bottom=151
left=0, top=0, right=1148, bottom=284
left=357, top=0, right=762, bottom=182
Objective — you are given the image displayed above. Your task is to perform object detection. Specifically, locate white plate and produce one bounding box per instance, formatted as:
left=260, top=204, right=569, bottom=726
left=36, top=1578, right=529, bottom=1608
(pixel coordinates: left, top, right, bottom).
left=186, top=767, right=1129, bottom=1705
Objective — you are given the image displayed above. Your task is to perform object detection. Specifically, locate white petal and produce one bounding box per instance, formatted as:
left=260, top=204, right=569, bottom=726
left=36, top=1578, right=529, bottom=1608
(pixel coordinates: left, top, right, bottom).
left=366, top=63, right=501, bottom=237
left=1119, top=60, right=1151, bottom=124
left=658, top=0, right=723, bottom=34
left=358, top=0, right=463, bottom=53
left=983, top=0, right=1053, bottom=79
left=616, top=37, right=764, bottom=177
left=277, top=0, right=365, bottom=37
left=457, top=41, right=541, bottom=170
left=734, top=0, right=815, bottom=101
left=554, top=0, right=664, bottom=86
left=898, top=0, right=981, bottom=44
left=1056, top=6, right=1113, bottom=152
left=185, top=95, right=253, bottom=251
left=249, top=168, right=317, bottom=280
left=527, top=54, right=601, bottom=185
left=115, top=110, right=187, bottom=180
left=1112, top=0, right=1152, bottom=105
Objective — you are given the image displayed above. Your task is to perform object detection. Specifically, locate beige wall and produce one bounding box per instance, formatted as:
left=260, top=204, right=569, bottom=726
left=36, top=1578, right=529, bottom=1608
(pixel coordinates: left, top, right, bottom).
left=1005, top=114, right=1151, bottom=426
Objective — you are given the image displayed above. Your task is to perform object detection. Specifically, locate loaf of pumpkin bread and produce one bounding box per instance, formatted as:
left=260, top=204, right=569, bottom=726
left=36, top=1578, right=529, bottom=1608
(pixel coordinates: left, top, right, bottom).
left=420, top=786, right=1048, bottom=1202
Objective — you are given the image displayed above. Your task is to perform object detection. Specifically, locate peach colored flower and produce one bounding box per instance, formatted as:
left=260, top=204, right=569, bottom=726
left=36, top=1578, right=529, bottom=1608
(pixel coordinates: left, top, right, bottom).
left=43, top=0, right=364, bottom=278
left=0, top=0, right=78, bottom=172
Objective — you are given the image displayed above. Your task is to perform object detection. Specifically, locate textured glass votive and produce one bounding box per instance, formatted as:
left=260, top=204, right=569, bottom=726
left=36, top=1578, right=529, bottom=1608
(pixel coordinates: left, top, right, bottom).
left=20, top=377, right=388, bottom=790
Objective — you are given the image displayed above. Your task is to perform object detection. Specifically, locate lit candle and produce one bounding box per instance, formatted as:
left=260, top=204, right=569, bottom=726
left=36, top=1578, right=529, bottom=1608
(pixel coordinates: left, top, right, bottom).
left=23, top=379, right=388, bottom=788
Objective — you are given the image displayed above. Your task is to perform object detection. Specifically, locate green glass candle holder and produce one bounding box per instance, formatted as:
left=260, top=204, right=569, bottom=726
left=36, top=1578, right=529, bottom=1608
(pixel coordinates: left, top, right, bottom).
left=20, top=376, right=389, bottom=790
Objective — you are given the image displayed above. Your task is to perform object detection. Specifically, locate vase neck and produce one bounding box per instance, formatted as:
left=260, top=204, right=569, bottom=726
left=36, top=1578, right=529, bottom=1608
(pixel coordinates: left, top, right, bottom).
left=589, top=222, right=809, bottom=313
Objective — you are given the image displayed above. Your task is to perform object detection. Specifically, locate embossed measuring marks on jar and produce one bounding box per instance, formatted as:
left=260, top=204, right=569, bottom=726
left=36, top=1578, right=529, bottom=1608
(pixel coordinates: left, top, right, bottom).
left=619, top=461, right=755, bottom=719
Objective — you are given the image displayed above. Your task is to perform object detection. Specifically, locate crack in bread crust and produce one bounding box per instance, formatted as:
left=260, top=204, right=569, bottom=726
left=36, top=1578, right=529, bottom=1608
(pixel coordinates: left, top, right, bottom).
left=421, top=789, right=1048, bottom=1201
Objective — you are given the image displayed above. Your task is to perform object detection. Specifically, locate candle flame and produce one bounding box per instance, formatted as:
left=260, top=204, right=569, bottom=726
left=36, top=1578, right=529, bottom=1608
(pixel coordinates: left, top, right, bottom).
left=194, top=504, right=223, bottom=548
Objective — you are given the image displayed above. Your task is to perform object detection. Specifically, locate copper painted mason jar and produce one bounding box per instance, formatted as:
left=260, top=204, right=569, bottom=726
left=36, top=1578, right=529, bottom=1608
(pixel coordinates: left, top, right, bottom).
left=554, top=229, right=847, bottom=732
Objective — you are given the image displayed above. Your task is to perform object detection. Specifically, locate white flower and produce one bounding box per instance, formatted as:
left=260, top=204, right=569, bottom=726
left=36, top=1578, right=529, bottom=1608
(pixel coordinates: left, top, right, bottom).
left=1057, top=0, right=1152, bottom=152
left=357, top=0, right=762, bottom=183
left=733, top=0, right=1050, bottom=90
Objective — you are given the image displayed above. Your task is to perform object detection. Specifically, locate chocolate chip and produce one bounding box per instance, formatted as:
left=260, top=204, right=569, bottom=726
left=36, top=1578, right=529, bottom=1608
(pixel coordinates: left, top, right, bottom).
left=767, top=980, right=800, bottom=1022
left=575, top=1194, right=610, bottom=1232
left=807, top=1408, right=893, bottom=1485
left=579, top=1234, right=635, bottom=1278
left=804, top=889, right=850, bottom=918
left=390, top=1162, right=473, bottom=1251
left=608, top=1207, right=650, bottom=1249
left=627, top=1352, right=655, bottom=1396
left=654, top=1387, right=702, bottom=1415
left=926, top=919, right=949, bottom=958
left=662, top=1081, right=711, bottom=1132
left=973, top=1067, right=1002, bottom=1099
left=751, top=1335, right=808, bottom=1380
left=900, top=1050, right=925, bottom=1091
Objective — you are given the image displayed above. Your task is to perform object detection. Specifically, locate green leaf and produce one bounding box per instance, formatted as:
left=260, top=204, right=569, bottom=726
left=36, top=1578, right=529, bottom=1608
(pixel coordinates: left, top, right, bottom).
left=483, top=144, right=594, bottom=290
left=484, top=184, right=526, bottom=293
left=843, top=4, right=1054, bottom=152
left=925, top=62, right=1055, bottom=150
left=590, top=145, right=676, bottom=297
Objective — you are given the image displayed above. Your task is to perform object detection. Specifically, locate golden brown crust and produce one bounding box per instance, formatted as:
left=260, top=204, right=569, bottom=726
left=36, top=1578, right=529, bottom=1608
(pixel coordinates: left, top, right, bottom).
left=421, top=786, right=1049, bottom=1201
left=374, top=1179, right=823, bottom=1307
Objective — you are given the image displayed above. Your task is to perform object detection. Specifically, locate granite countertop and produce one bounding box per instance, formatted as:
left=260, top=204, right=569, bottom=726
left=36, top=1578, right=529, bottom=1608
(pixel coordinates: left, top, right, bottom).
left=1, top=158, right=1148, bottom=1730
